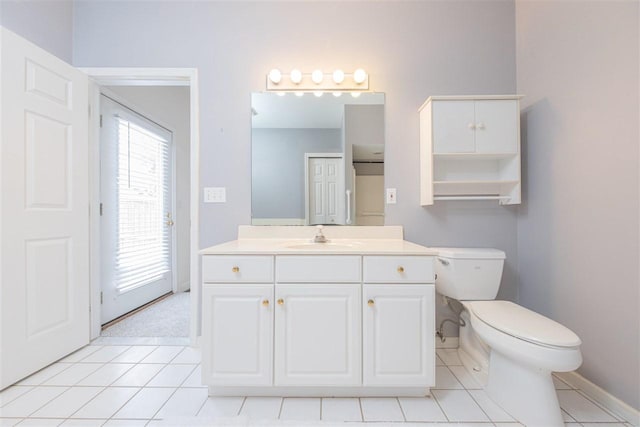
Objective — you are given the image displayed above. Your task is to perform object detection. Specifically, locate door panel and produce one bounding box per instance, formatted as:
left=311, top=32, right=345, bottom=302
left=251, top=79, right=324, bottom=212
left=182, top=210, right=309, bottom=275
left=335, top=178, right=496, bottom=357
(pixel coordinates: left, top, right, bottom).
left=1, top=28, right=89, bottom=389
left=474, top=100, right=518, bottom=153
left=432, top=100, right=475, bottom=153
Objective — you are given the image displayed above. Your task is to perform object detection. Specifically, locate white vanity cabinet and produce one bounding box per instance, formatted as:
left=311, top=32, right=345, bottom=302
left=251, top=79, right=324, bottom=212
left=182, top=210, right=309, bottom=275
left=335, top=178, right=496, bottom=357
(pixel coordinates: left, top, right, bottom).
left=420, top=95, right=523, bottom=205
left=201, top=244, right=436, bottom=396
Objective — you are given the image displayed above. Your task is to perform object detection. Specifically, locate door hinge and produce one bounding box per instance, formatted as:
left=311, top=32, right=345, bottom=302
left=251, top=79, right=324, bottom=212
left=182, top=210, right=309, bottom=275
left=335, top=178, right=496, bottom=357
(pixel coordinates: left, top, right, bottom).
left=99, top=114, right=103, bottom=128
left=100, top=292, right=103, bottom=304
left=100, top=202, right=103, bottom=216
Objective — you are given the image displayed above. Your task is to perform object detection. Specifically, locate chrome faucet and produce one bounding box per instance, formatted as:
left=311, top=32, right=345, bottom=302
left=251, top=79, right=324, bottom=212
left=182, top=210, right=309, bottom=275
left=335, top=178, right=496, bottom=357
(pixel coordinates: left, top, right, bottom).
left=313, top=225, right=329, bottom=243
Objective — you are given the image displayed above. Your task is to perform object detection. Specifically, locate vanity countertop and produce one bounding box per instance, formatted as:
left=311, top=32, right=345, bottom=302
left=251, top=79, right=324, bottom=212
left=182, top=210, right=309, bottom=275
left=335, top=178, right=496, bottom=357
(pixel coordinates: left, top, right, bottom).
left=200, top=238, right=437, bottom=256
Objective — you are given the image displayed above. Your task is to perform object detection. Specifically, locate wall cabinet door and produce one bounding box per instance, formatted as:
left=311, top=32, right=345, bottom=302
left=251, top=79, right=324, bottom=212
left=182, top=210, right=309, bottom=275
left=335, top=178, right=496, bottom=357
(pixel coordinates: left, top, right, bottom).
left=432, top=100, right=475, bottom=153
left=202, top=285, right=273, bottom=386
left=363, top=285, right=435, bottom=386
left=275, top=284, right=361, bottom=386
left=474, top=100, right=518, bottom=153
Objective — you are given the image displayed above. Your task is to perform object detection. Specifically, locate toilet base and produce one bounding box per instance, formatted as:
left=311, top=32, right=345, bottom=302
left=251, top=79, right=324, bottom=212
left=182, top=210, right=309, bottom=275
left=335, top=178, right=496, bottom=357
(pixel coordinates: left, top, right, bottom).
left=486, top=350, right=564, bottom=427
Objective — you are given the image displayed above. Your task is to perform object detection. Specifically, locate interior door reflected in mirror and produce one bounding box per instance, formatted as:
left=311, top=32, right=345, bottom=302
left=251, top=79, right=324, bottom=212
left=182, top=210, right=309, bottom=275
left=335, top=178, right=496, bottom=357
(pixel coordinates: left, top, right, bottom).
left=251, top=92, right=385, bottom=226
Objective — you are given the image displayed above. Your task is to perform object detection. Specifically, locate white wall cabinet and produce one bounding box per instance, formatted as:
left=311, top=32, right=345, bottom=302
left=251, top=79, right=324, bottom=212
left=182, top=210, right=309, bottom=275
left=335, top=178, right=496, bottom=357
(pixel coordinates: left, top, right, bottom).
left=420, top=95, right=523, bottom=205
left=201, top=253, right=435, bottom=396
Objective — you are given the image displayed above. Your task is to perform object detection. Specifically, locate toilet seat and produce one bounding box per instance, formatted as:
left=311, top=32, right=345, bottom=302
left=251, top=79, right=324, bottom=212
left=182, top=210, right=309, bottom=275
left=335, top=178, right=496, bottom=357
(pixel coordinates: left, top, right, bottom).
left=463, top=300, right=581, bottom=348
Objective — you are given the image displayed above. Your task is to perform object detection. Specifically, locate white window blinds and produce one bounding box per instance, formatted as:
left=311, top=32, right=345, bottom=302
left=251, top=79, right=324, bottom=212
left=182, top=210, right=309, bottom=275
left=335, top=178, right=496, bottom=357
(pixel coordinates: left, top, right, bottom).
left=112, top=117, right=171, bottom=294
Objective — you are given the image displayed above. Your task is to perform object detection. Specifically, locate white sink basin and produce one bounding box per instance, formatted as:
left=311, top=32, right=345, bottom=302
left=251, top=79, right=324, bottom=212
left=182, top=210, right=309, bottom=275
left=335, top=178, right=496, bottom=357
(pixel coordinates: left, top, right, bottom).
left=283, top=241, right=363, bottom=250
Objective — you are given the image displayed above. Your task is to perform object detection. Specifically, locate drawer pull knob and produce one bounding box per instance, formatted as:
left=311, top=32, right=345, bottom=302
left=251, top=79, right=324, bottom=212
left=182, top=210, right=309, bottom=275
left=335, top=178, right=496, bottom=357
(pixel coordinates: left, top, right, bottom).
left=277, top=298, right=284, bottom=306
left=367, top=299, right=375, bottom=307
left=231, top=266, right=240, bottom=273
left=397, top=266, right=405, bottom=273
left=262, top=299, right=269, bottom=307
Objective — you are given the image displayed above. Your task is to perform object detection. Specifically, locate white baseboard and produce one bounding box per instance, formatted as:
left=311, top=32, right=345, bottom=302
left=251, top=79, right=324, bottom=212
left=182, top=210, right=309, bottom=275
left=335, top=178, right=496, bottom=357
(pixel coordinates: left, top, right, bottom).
left=556, top=371, right=639, bottom=426
left=177, top=281, right=190, bottom=293
left=435, top=336, right=459, bottom=349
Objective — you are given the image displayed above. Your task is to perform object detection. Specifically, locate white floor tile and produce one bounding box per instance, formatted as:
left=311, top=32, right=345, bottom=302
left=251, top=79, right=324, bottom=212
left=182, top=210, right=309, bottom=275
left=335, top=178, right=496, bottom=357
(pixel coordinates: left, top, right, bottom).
left=398, top=396, right=447, bottom=422
left=563, top=408, right=577, bottom=422
left=102, top=420, right=148, bottom=426
left=13, top=419, right=61, bottom=426
left=71, top=387, right=140, bottom=419
left=432, top=389, right=490, bottom=422
left=111, top=364, right=164, bottom=387
left=279, top=398, right=320, bottom=421
left=79, top=346, right=130, bottom=363
left=59, top=419, right=105, bottom=426
left=31, top=386, right=103, bottom=418
left=0, top=419, right=21, bottom=427
left=113, top=387, right=175, bottom=419
left=435, top=366, right=464, bottom=389
left=42, top=364, right=103, bottom=386
left=360, top=397, right=404, bottom=422
left=111, top=346, right=158, bottom=363
left=468, top=389, right=515, bottom=422
left=140, top=346, right=184, bottom=364
left=449, top=365, right=482, bottom=390
left=552, top=374, right=573, bottom=390
left=435, top=354, right=445, bottom=366
left=59, top=346, right=103, bottom=363
left=579, top=423, right=628, bottom=426
left=321, top=397, right=362, bottom=422
left=181, top=365, right=205, bottom=388
left=76, top=363, right=134, bottom=386
left=0, top=386, right=33, bottom=408
left=558, top=390, right=618, bottom=422
left=171, top=347, right=201, bottom=364
left=0, top=386, right=68, bottom=417
left=147, top=364, right=195, bottom=387
left=197, top=397, right=244, bottom=418
left=239, top=397, right=282, bottom=419
left=436, top=348, right=463, bottom=366
left=17, top=364, right=73, bottom=386
left=155, top=388, right=209, bottom=419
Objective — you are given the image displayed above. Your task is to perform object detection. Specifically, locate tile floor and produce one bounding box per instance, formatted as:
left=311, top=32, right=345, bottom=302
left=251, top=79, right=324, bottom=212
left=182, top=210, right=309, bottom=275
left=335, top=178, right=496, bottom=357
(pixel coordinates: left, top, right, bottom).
left=0, top=343, right=633, bottom=426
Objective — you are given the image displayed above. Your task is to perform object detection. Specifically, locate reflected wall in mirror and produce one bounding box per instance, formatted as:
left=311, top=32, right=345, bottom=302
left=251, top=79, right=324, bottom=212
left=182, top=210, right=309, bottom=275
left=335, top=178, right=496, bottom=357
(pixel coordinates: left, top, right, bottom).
left=251, top=92, right=385, bottom=226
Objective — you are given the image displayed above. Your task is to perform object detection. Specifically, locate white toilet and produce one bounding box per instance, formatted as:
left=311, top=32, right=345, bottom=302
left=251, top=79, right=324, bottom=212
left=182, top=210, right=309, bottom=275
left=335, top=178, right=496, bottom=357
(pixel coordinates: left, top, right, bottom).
left=434, top=247, right=582, bottom=427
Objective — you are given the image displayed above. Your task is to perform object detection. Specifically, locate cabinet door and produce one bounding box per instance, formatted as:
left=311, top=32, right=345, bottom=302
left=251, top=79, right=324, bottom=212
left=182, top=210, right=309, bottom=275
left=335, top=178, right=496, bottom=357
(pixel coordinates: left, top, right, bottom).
left=275, top=284, right=361, bottom=386
left=202, top=285, right=273, bottom=386
left=363, top=285, right=435, bottom=386
left=474, top=100, right=518, bottom=153
left=432, top=100, right=475, bottom=153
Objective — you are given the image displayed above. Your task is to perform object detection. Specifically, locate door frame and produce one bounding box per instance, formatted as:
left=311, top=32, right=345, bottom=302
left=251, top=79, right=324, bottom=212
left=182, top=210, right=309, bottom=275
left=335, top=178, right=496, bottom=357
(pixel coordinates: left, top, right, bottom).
left=303, top=153, right=343, bottom=226
left=83, top=68, right=200, bottom=345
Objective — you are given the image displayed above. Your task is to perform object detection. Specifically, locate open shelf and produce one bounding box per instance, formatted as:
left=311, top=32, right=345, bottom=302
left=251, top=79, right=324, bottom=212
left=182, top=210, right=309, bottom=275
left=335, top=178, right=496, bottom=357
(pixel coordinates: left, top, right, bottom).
left=433, top=180, right=519, bottom=196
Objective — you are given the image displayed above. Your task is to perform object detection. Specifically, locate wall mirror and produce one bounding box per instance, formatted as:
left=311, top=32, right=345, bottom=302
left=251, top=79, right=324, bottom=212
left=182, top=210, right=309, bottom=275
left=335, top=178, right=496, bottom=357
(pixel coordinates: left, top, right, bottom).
left=251, top=92, right=385, bottom=226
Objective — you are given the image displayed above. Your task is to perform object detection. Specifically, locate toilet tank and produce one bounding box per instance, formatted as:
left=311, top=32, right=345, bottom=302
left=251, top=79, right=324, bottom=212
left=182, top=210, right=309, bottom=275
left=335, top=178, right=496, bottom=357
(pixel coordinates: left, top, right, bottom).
left=432, top=248, right=506, bottom=301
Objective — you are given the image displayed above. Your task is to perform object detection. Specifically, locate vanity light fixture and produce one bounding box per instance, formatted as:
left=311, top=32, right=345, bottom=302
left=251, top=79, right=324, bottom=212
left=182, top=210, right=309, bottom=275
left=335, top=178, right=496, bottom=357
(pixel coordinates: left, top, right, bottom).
left=265, top=68, right=369, bottom=93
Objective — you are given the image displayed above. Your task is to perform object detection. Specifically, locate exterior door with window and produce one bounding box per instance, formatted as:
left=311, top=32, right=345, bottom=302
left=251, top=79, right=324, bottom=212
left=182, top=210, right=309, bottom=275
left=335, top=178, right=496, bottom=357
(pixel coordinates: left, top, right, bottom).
left=100, top=95, right=174, bottom=324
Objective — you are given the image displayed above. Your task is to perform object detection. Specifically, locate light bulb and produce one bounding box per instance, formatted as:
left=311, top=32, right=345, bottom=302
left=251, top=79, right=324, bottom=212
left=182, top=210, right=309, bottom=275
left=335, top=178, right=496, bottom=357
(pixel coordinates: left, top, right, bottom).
left=290, top=69, right=302, bottom=84
left=268, top=68, right=282, bottom=84
left=311, top=69, right=324, bottom=84
left=351, top=92, right=361, bottom=98
left=277, top=92, right=286, bottom=97
left=332, top=69, right=345, bottom=84
left=295, top=92, right=304, bottom=97
left=314, top=91, right=323, bottom=97
left=333, top=91, right=342, bottom=97
left=353, top=68, right=367, bottom=84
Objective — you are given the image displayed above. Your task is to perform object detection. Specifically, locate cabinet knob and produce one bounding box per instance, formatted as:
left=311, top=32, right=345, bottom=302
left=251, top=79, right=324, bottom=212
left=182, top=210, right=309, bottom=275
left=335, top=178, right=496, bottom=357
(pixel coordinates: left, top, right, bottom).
left=468, top=123, right=476, bottom=130
left=397, top=266, right=405, bottom=273
left=367, top=299, right=375, bottom=307
left=477, top=122, right=485, bottom=130
left=262, top=299, right=269, bottom=307
left=277, top=298, right=284, bottom=306
left=231, top=266, right=240, bottom=273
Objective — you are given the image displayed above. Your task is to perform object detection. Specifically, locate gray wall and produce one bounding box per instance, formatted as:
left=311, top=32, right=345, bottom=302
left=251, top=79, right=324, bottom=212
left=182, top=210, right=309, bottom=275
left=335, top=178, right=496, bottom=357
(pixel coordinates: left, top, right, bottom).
left=252, top=128, right=342, bottom=220
left=72, top=2, right=520, bottom=325
left=105, top=86, right=192, bottom=293
left=0, top=0, right=73, bottom=62
left=515, top=0, right=639, bottom=409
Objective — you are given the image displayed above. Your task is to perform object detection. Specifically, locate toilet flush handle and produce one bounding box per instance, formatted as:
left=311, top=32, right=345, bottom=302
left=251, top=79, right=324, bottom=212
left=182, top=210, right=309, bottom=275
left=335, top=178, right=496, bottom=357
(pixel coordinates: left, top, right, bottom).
left=437, top=257, right=449, bottom=266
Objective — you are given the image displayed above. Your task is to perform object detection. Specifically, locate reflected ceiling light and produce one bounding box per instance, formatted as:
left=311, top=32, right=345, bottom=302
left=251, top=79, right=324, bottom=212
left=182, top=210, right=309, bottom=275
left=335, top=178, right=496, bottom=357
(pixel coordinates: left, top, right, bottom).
left=333, top=91, right=342, bottom=97
left=268, top=68, right=282, bottom=84
left=311, top=69, right=324, bottom=84
left=295, top=92, right=304, bottom=97
left=332, top=69, right=345, bottom=84
left=314, top=91, right=323, bottom=97
left=353, top=68, right=367, bottom=84
left=290, top=69, right=303, bottom=84
left=351, top=92, right=361, bottom=98
left=277, top=92, right=286, bottom=97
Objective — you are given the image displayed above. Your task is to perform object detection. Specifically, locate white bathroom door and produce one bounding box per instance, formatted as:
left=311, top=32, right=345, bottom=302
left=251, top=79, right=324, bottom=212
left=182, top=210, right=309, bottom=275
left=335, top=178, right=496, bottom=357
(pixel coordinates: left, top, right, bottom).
left=100, top=95, right=174, bottom=324
left=308, top=157, right=344, bottom=225
left=0, top=28, right=90, bottom=388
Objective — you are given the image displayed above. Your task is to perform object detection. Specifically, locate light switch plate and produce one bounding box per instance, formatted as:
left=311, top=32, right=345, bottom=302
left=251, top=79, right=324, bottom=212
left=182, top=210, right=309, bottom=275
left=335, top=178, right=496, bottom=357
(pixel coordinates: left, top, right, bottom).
left=386, top=188, right=397, bottom=204
left=204, top=187, right=226, bottom=203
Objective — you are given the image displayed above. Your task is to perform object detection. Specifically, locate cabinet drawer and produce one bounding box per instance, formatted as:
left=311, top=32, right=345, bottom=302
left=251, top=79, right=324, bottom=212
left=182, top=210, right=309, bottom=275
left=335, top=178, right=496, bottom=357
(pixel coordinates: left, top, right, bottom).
left=276, top=256, right=361, bottom=283
left=363, top=256, right=434, bottom=283
left=203, top=255, right=273, bottom=283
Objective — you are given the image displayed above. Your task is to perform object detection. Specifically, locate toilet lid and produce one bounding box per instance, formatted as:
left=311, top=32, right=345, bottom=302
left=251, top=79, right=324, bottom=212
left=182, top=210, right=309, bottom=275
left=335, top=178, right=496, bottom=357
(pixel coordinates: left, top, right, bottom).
left=465, top=301, right=582, bottom=348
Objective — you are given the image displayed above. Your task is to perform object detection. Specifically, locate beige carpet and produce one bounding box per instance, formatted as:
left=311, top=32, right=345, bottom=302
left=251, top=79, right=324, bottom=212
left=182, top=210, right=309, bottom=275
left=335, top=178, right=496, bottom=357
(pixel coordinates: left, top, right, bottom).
left=101, top=291, right=190, bottom=337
